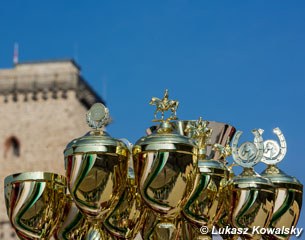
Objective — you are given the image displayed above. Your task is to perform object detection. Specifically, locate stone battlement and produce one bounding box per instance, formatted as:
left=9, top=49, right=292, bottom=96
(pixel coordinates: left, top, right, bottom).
left=0, top=60, right=103, bottom=108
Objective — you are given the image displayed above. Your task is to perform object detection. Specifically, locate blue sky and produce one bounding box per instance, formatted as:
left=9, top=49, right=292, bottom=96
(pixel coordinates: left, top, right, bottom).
left=0, top=0, right=304, bottom=233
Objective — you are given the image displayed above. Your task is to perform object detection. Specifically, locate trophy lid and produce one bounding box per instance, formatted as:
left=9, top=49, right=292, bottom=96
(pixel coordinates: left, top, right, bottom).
left=5, top=171, right=66, bottom=187
left=198, top=159, right=227, bottom=175
left=261, top=165, right=302, bottom=186
left=232, top=170, right=274, bottom=187
left=64, top=103, right=128, bottom=157
left=147, top=120, right=235, bottom=162
left=134, top=90, right=195, bottom=152
left=134, top=130, right=195, bottom=151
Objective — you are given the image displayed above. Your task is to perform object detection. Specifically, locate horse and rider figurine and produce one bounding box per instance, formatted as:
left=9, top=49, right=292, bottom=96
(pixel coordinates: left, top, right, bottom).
left=149, top=89, right=179, bottom=122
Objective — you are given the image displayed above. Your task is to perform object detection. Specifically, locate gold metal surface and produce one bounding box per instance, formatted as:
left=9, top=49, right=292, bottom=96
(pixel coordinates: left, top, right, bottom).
left=104, top=171, right=146, bottom=239
left=65, top=152, right=128, bottom=220
left=54, top=195, right=114, bottom=240
left=4, top=172, right=66, bottom=239
left=230, top=176, right=275, bottom=239
left=54, top=195, right=92, bottom=240
left=133, top=150, right=196, bottom=217
left=141, top=208, right=183, bottom=240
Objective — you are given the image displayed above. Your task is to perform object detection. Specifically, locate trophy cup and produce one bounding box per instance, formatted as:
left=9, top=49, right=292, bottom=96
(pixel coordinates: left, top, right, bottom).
left=260, top=128, right=303, bottom=240
left=64, top=103, right=129, bottom=239
left=54, top=193, right=116, bottom=240
left=169, top=119, right=236, bottom=239
left=216, top=163, right=239, bottom=240
left=133, top=90, right=197, bottom=239
left=229, top=129, right=275, bottom=240
left=104, top=140, right=146, bottom=239
left=4, top=172, right=66, bottom=239
left=181, top=117, right=229, bottom=239
left=53, top=194, right=91, bottom=240
left=103, top=168, right=146, bottom=239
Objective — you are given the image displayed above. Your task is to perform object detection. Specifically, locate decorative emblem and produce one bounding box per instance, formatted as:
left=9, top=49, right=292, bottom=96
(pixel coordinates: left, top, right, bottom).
left=149, top=89, right=179, bottom=122
left=185, top=117, right=212, bottom=149
left=86, top=103, right=110, bottom=130
left=213, top=139, right=232, bottom=160
left=232, top=129, right=264, bottom=168
left=261, top=127, right=287, bottom=165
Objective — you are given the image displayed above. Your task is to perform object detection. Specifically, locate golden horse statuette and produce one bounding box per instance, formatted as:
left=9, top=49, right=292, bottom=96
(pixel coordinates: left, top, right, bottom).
left=149, top=89, right=179, bottom=122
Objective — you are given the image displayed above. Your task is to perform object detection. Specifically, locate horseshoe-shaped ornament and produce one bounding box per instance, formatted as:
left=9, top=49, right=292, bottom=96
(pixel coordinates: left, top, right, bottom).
left=232, top=129, right=264, bottom=168
left=260, top=127, right=287, bottom=165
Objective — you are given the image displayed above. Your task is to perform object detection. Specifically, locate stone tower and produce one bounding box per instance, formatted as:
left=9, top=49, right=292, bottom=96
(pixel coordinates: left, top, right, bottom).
left=0, top=60, right=104, bottom=239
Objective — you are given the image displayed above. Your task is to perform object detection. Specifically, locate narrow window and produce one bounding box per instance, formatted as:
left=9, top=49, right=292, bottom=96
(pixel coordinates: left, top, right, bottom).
left=4, top=136, right=20, bottom=158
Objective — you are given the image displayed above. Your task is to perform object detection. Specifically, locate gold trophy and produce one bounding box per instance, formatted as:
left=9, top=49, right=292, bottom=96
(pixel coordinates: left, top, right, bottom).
left=229, top=129, right=275, bottom=240
left=104, top=140, right=146, bottom=239
left=168, top=119, right=236, bottom=240
left=64, top=103, right=129, bottom=238
left=133, top=90, right=197, bottom=239
left=260, top=128, right=303, bottom=240
left=4, top=172, right=66, bottom=239
left=216, top=163, right=239, bottom=240
left=181, top=117, right=229, bottom=239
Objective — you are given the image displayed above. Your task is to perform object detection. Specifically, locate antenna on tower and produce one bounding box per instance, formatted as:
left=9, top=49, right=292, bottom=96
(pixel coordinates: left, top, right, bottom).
left=73, top=43, right=79, bottom=62
left=13, top=42, right=19, bottom=65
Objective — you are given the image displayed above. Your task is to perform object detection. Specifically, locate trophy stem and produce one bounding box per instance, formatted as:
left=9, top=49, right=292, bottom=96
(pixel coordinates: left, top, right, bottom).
left=241, top=167, right=257, bottom=176
left=196, top=235, right=212, bottom=240
left=85, top=222, right=112, bottom=240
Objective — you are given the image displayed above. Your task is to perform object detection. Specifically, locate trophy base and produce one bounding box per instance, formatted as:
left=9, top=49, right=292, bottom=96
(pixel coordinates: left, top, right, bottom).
left=181, top=220, right=212, bottom=240
left=141, top=210, right=183, bottom=240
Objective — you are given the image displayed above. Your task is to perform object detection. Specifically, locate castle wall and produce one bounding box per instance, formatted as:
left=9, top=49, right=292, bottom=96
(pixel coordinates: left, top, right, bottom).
left=0, top=60, right=103, bottom=239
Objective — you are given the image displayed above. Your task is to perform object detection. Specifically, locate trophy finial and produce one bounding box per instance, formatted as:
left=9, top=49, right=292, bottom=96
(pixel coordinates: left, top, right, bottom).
left=149, top=89, right=179, bottom=122
left=86, top=103, right=110, bottom=130
left=213, top=139, right=232, bottom=161
left=261, top=127, right=287, bottom=165
left=232, top=129, right=264, bottom=168
left=185, top=117, right=212, bottom=151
